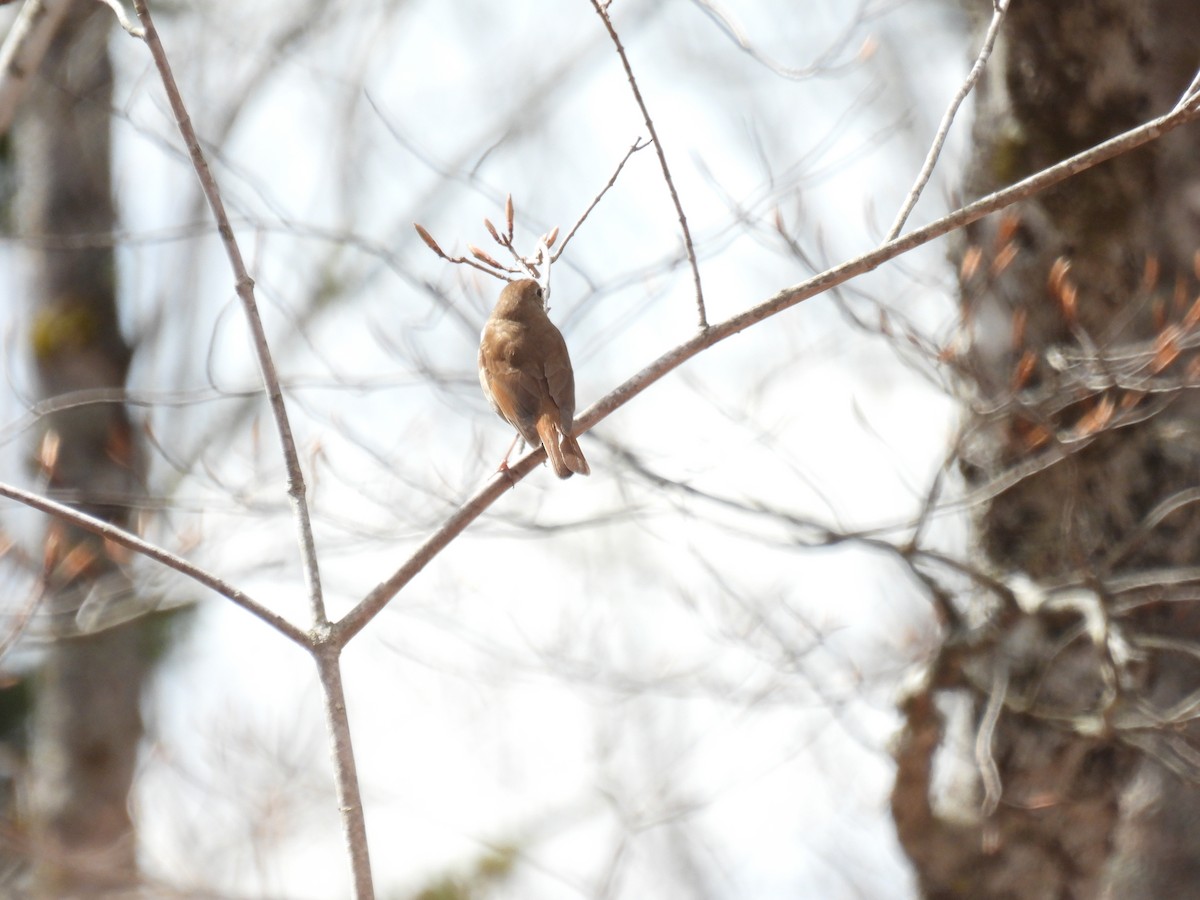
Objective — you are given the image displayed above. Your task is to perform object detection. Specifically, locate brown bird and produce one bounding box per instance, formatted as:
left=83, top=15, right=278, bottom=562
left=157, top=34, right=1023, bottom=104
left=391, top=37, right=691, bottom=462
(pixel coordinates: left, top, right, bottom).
left=478, top=279, right=590, bottom=478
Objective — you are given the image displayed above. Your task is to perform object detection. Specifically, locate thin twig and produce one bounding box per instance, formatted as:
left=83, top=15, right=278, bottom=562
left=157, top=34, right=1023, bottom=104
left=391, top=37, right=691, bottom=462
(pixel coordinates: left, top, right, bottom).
left=589, top=0, right=707, bottom=329
left=1174, top=66, right=1200, bottom=111
left=94, top=0, right=143, bottom=37
left=0, top=479, right=310, bottom=647
left=693, top=0, right=870, bottom=80
left=976, top=660, right=1008, bottom=816
left=334, top=461, right=536, bottom=644
left=553, top=136, right=651, bottom=261
left=886, top=0, right=1009, bottom=240
left=131, top=0, right=329, bottom=632
left=413, top=222, right=511, bottom=281
left=337, top=92, right=1200, bottom=642
left=129, top=3, right=371, bottom=897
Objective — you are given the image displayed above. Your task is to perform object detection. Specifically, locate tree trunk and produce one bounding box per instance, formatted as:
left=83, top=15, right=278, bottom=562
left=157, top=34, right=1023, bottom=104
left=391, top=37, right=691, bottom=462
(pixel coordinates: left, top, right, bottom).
left=893, top=1, right=1200, bottom=897
left=15, top=2, right=150, bottom=895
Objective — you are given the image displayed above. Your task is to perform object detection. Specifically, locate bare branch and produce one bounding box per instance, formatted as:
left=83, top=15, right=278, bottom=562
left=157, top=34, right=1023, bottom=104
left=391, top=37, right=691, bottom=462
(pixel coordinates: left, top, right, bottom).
left=314, top=643, right=374, bottom=900
left=976, top=661, right=1008, bottom=817
left=886, top=0, right=1010, bottom=240
left=94, top=0, right=142, bottom=37
left=132, top=0, right=328, bottom=630
left=412, top=222, right=513, bottom=280
left=589, top=0, right=707, bottom=329
left=693, top=0, right=874, bottom=80
left=338, top=92, right=1200, bottom=643
left=553, top=136, right=651, bottom=262
left=129, top=3, right=372, bottom=896
left=0, top=479, right=310, bottom=647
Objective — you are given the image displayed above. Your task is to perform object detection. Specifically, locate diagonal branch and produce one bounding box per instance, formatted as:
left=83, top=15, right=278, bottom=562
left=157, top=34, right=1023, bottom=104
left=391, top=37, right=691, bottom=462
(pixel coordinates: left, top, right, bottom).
left=554, top=136, right=651, bottom=261
left=0, top=479, right=310, bottom=647
left=336, top=89, right=1200, bottom=644
left=886, top=0, right=1010, bottom=240
left=589, top=0, right=708, bottom=329
left=130, top=0, right=329, bottom=631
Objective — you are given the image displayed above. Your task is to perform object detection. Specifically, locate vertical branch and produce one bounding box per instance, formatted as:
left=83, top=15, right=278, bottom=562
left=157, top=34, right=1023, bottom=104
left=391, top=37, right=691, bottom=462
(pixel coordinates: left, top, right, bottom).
left=127, top=2, right=374, bottom=896
left=589, top=0, right=707, bottom=329
left=129, top=0, right=328, bottom=629
left=315, top=643, right=375, bottom=900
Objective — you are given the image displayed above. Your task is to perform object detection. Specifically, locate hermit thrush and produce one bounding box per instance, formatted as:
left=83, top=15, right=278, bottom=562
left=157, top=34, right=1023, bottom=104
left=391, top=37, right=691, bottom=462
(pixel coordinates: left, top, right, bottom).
left=478, top=279, right=590, bottom=478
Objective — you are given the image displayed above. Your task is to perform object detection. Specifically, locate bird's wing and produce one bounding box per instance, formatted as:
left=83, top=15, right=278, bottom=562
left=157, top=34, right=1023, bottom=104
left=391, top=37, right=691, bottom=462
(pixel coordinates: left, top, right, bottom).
left=540, top=328, right=576, bottom=433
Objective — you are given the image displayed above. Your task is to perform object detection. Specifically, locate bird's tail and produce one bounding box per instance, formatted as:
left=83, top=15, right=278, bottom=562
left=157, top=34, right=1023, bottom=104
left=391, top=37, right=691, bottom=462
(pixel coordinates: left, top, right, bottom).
left=537, top=418, right=590, bottom=478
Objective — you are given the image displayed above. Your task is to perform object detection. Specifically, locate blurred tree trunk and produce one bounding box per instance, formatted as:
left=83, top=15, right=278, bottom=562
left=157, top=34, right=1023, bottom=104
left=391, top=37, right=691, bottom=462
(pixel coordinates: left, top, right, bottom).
left=13, top=2, right=151, bottom=895
left=893, top=1, right=1200, bottom=897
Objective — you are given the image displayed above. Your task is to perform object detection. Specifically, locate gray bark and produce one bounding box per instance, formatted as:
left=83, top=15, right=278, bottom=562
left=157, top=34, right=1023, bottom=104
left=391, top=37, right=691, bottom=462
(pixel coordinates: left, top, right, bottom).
left=893, top=1, right=1200, bottom=897
left=14, top=2, right=151, bottom=895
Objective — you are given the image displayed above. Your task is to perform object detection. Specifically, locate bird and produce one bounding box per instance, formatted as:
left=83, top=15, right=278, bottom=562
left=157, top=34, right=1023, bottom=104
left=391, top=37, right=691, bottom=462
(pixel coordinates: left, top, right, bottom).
left=478, top=278, right=590, bottom=479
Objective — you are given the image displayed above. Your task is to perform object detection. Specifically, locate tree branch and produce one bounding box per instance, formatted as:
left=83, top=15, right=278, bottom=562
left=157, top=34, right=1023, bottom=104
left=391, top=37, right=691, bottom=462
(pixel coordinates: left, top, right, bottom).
left=339, top=89, right=1200, bottom=642
left=886, top=0, right=1010, bottom=239
left=130, top=0, right=329, bottom=632
left=589, top=0, right=707, bottom=329
left=0, top=479, right=310, bottom=647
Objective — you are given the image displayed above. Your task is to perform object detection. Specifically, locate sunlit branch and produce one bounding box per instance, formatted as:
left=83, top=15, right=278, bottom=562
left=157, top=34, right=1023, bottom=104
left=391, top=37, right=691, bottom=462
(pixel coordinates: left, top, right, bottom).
left=589, top=0, right=708, bottom=329
left=886, top=0, right=1010, bottom=240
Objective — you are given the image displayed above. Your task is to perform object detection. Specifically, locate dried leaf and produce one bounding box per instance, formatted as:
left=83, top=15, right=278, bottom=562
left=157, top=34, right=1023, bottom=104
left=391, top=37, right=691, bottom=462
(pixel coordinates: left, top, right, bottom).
left=1014, top=419, right=1051, bottom=452
left=990, top=242, right=1018, bottom=277
left=38, top=430, right=61, bottom=474
left=59, top=542, right=98, bottom=581
left=42, top=522, right=64, bottom=572
left=1150, top=325, right=1182, bottom=374
left=1011, top=349, right=1037, bottom=391
left=1119, top=390, right=1143, bottom=410
left=995, top=211, right=1020, bottom=250
left=1048, top=257, right=1071, bottom=295
left=1048, top=258, right=1078, bottom=326
left=1143, top=254, right=1160, bottom=293
left=1073, top=395, right=1115, bottom=437
left=960, top=245, right=983, bottom=282
left=1060, top=282, right=1078, bottom=328
left=1011, top=306, right=1027, bottom=352
left=1184, top=294, right=1200, bottom=328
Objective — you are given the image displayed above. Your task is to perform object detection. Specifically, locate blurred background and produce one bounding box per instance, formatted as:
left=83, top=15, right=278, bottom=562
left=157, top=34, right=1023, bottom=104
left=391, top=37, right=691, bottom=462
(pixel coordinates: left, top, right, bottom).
left=0, top=0, right=973, bottom=896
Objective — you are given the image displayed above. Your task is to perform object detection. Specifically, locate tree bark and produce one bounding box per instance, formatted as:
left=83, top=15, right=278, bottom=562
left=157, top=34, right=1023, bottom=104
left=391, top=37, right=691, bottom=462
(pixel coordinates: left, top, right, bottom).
left=893, top=1, right=1200, bottom=897
left=14, top=2, right=150, bottom=895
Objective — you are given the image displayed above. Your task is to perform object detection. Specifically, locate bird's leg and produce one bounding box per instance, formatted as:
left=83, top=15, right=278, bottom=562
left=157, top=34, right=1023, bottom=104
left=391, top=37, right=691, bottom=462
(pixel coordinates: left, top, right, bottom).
left=496, top=433, right=525, bottom=486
